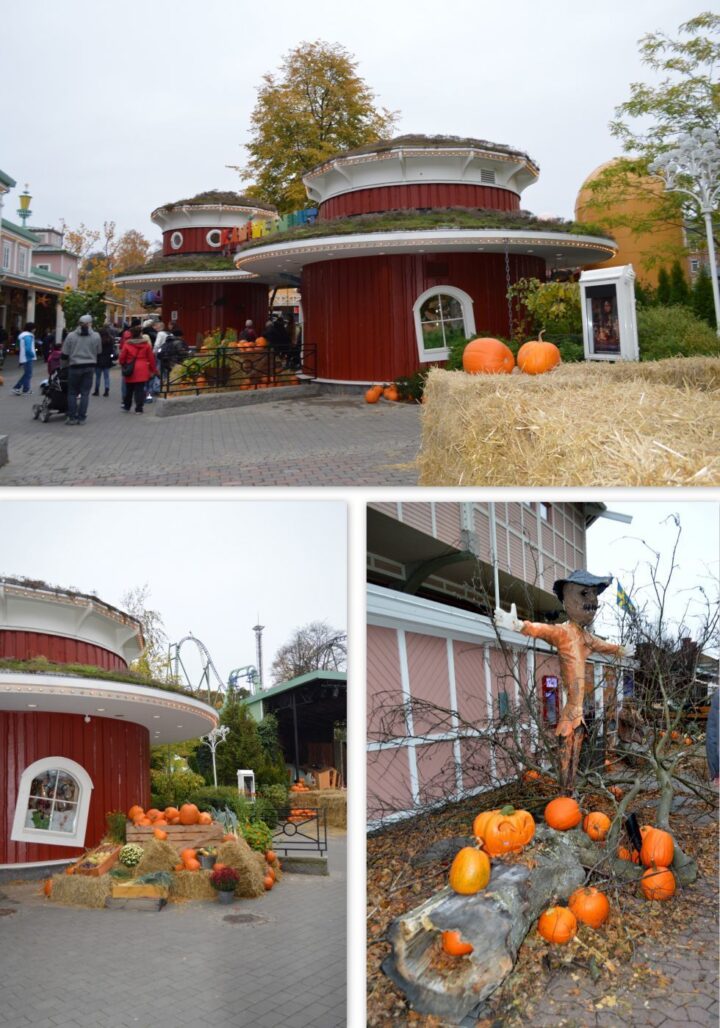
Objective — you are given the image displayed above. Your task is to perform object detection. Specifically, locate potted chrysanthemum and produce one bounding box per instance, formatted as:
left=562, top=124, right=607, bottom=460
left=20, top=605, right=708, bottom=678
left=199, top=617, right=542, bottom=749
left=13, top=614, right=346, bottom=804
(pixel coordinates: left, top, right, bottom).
left=209, top=865, right=239, bottom=904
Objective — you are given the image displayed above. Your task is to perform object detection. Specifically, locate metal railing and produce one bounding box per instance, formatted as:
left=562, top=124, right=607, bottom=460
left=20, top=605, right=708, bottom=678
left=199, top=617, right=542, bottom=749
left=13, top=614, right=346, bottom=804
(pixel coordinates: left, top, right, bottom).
left=272, top=806, right=327, bottom=856
left=159, top=344, right=317, bottom=397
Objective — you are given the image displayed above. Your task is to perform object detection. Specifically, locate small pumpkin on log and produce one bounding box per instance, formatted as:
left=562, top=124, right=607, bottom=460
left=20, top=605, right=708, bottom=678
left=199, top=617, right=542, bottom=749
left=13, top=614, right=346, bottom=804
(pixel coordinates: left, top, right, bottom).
left=448, top=847, right=491, bottom=895
left=544, top=797, right=582, bottom=831
left=473, top=805, right=535, bottom=855
left=441, top=930, right=474, bottom=957
left=537, top=906, right=577, bottom=944
left=568, top=886, right=610, bottom=928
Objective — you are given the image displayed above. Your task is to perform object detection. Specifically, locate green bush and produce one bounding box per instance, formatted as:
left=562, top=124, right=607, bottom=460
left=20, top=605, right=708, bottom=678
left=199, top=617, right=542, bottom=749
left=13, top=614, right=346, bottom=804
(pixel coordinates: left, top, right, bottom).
left=637, top=305, right=719, bottom=361
left=257, top=783, right=289, bottom=808
left=105, top=811, right=127, bottom=845
left=150, top=768, right=206, bottom=809
left=240, top=820, right=273, bottom=853
left=187, top=786, right=248, bottom=819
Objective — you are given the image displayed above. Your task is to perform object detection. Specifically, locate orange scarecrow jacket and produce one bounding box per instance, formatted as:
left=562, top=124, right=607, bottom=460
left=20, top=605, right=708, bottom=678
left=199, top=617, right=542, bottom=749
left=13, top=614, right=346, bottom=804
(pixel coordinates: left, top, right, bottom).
left=520, top=620, right=623, bottom=737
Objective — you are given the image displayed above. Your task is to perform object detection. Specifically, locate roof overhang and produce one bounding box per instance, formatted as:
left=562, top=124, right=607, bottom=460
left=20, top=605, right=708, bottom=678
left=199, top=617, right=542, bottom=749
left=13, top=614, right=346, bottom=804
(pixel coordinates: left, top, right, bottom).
left=114, top=268, right=261, bottom=288
left=234, top=229, right=617, bottom=283
left=0, top=671, right=218, bottom=743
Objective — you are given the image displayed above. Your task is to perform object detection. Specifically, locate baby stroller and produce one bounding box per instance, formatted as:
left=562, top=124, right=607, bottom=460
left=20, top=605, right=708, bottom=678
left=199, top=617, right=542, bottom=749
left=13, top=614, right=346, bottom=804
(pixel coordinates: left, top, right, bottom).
left=32, top=365, right=69, bottom=422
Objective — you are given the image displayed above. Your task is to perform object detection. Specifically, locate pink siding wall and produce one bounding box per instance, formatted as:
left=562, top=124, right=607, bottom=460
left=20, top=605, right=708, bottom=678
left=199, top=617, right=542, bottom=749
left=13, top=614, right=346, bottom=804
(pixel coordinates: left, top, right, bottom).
left=400, top=503, right=434, bottom=537
left=434, top=505, right=462, bottom=548
left=453, top=641, right=488, bottom=727
left=415, top=741, right=456, bottom=804
left=367, top=747, right=414, bottom=817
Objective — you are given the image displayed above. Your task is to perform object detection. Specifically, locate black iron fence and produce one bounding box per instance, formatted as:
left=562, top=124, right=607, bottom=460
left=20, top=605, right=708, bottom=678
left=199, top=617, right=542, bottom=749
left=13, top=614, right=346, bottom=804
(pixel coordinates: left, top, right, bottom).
left=159, top=344, right=317, bottom=397
left=272, top=806, right=327, bottom=856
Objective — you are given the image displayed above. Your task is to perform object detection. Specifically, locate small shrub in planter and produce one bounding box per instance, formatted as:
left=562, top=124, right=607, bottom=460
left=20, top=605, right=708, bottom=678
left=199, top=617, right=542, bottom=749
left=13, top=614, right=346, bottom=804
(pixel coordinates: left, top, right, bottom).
left=119, top=843, right=144, bottom=868
left=210, top=865, right=240, bottom=902
left=241, top=820, right=273, bottom=853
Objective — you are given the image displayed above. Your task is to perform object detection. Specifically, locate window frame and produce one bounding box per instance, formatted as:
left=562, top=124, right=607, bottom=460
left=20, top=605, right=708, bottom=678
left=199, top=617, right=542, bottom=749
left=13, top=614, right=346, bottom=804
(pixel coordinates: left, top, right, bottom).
left=412, top=285, right=476, bottom=363
left=11, top=756, right=94, bottom=848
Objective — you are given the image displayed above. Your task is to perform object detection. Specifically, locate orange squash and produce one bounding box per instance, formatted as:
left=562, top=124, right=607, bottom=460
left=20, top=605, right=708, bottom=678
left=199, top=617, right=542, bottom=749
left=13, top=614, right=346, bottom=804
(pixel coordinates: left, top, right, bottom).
left=266, top=850, right=277, bottom=864
left=383, top=386, right=399, bottom=402
left=263, top=874, right=274, bottom=890
left=441, top=930, right=474, bottom=957
left=544, top=797, right=582, bottom=831
left=537, top=906, right=577, bottom=944
left=617, top=846, right=640, bottom=864
left=43, top=878, right=53, bottom=897
left=472, top=809, right=500, bottom=842
left=582, top=811, right=611, bottom=842
left=146, top=808, right=161, bottom=822
left=164, top=807, right=179, bottom=821
left=608, top=786, right=624, bottom=801
left=448, top=847, right=491, bottom=895
left=197, top=812, right=213, bottom=825
left=178, top=803, right=200, bottom=825
left=365, top=386, right=382, bottom=404
left=516, top=331, right=561, bottom=375
left=462, top=337, right=515, bottom=375
left=640, top=827, right=674, bottom=868
left=482, top=806, right=535, bottom=856
left=180, top=848, right=197, bottom=861
left=153, top=828, right=168, bottom=841
left=568, top=886, right=610, bottom=928
left=522, top=769, right=542, bottom=783
left=640, top=865, right=676, bottom=901
left=183, top=858, right=201, bottom=872
left=128, top=804, right=144, bottom=821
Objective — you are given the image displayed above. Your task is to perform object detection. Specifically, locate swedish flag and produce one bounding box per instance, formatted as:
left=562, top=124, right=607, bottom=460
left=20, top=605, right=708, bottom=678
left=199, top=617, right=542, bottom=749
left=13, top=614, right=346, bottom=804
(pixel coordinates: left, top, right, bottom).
left=616, top=582, right=636, bottom=614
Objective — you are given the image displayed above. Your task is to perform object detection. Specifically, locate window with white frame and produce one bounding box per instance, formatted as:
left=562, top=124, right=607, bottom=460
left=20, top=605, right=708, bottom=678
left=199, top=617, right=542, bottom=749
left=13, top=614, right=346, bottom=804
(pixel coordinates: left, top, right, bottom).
left=35, top=263, right=51, bottom=271
left=412, top=286, right=476, bottom=362
left=18, top=247, right=28, bottom=274
left=11, top=757, right=94, bottom=848
left=2, top=242, right=11, bottom=269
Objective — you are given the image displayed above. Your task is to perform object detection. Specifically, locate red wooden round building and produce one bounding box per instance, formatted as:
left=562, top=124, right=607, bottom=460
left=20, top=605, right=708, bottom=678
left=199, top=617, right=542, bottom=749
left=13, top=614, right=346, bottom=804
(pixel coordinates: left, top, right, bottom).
left=0, top=579, right=217, bottom=873
left=116, top=191, right=278, bottom=347
left=233, top=135, right=617, bottom=385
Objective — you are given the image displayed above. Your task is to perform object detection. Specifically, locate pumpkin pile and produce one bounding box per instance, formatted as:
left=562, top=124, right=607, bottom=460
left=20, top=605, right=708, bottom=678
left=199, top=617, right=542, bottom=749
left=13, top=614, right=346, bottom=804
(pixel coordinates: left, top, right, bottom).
left=364, top=383, right=401, bottom=403
left=126, top=802, right=212, bottom=827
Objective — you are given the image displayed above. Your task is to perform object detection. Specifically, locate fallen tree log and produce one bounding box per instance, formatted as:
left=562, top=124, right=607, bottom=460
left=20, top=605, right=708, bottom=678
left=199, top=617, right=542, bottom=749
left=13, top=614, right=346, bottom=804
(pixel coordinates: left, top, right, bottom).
left=381, top=827, right=585, bottom=1022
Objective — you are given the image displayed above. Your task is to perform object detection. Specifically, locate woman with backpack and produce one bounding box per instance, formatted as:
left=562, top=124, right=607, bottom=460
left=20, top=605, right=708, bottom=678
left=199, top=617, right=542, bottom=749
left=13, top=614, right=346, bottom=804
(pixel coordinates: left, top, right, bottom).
left=119, top=325, right=157, bottom=413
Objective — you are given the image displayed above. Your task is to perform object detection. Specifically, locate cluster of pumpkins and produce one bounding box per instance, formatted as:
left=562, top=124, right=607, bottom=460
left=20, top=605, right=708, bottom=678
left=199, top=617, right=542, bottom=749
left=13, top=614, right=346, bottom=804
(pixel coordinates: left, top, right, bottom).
left=441, top=797, right=677, bottom=956
left=659, top=729, right=695, bottom=746
left=462, top=332, right=561, bottom=376
left=201, top=335, right=268, bottom=351
left=365, top=383, right=400, bottom=404
left=127, top=802, right=213, bottom=829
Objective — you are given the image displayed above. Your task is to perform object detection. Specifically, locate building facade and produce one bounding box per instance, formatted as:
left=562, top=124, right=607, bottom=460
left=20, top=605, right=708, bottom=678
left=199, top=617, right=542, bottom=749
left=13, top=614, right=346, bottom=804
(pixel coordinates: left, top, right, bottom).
left=367, top=502, right=632, bottom=828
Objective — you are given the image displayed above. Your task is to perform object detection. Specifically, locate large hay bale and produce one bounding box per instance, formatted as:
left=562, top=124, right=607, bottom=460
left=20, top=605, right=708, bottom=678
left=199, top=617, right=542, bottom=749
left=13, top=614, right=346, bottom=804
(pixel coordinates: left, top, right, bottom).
left=168, top=870, right=216, bottom=901
left=217, top=838, right=265, bottom=898
left=135, top=840, right=181, bottom=875
left=50, top=872, right=112, bottom=908
left=419, top=358, right=720, bottom=486
left=300, top=789, right=347, bottom=828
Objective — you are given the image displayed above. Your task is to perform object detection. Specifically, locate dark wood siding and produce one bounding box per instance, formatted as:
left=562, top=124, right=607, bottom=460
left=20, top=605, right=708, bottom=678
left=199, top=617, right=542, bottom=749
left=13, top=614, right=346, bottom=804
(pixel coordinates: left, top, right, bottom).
left=302, top=251, right=546, bottom=382
left=1, top=711, right=149, bottom=865
left=162, top=282, right=270, bottom=348
left=318, top=184, right=520, bottom=220
left=162, top=227, right=229, bottom=256
left=0, top=631, right=127, bottom=670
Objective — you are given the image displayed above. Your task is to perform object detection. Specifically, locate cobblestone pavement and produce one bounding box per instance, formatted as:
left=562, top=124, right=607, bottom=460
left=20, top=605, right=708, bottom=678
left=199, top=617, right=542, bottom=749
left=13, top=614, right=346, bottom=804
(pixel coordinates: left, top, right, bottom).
left=0, top=831, right=346, bottom=1028
left=0, top=362, right=420, bottom=487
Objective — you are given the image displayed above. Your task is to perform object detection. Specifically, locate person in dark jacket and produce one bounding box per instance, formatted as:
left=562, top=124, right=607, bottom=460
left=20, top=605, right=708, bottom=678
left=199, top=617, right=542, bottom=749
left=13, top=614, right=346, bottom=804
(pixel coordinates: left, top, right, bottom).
left=92, top=326, right=115, bottom=397
left=119, top=326, right=157, bottom=413
left=61, top=315, right=101, bottom=424
left=706, top=689, right=719, bottom=784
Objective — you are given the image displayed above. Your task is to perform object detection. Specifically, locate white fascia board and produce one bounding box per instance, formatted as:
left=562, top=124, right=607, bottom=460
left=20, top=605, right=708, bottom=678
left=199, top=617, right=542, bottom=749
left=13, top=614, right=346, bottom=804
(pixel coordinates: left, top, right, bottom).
left=113, top=269, right=257, bottom=287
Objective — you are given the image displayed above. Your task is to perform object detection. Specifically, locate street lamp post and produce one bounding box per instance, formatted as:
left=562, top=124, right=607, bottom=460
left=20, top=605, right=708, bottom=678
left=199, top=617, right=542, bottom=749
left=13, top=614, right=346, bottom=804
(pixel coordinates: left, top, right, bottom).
left=200, top=725, right=231, bottom=787
left=649, top=127, right=720, bottom=337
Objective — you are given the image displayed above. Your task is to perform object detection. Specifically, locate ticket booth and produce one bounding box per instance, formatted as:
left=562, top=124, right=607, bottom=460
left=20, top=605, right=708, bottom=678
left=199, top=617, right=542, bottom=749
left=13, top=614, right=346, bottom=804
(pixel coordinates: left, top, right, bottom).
left=541, top=675, right=560, bottom=725
left=579, top=264, right=639, bottom=362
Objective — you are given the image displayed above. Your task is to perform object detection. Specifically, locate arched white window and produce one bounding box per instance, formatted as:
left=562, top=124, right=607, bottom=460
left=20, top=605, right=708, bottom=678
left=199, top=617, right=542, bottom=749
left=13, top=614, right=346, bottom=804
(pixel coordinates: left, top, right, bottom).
left=11, top=757, right=94, bottom=848
left=205, top=229, right=222, bottom=248
left=170, top=231, right=184, bottom=250
left=413, top=286, right=476, bottom=363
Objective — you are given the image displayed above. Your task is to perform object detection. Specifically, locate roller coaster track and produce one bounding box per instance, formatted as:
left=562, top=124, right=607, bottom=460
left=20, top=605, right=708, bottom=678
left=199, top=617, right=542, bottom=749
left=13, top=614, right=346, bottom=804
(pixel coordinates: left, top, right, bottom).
left=169, top=633, right=226, bottom=708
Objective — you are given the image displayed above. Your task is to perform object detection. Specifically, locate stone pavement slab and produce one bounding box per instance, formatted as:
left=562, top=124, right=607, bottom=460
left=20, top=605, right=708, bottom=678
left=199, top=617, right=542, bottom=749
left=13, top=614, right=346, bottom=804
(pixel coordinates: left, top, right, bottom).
left=0, top=362, right=420, bottom=487
left=0, top=831, right=346, bottom=1027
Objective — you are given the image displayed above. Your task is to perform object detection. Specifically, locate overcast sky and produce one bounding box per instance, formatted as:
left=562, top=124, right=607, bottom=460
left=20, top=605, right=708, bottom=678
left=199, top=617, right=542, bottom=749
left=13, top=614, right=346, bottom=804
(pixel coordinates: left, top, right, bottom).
left=586, top=501, right=719, bottom=647
left=1, top=0, right=694, bottom=244
left=1, top=499, right=346, bottom=690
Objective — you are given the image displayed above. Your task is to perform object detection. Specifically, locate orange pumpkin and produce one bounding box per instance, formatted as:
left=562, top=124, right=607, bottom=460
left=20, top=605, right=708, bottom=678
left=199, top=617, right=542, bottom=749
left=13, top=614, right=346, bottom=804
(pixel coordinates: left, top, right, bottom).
left=544, top=797, right=582, bottom=831
left=608, top=786, right=624, bottom=801
left=383, top=386, right=399, bottom=402
left=266, top=867, right=276, bottom=882
left=153, top=828, right=168, bottom=841
left=568, top=886, right=610, bottom=928
left=462, top=337, right=515, bottom=375
left=582, top=811, right=611, bottom=842
left=266, top=850, right=276, bottom=864
left=617, top=846, right=640, bottom=864
left=472, top=809, right=500, bottom=842
left=365, top=386, right=382, bottom=404
left=223, top=833, right=237, bottom=842
left=153, top=818, right=168, bottom=827
left=169, top=816, right=181, bottom=825
left=180, top=848, right=197, bottom=861
left=146, top=808, right=161, bottom=822
left=174, top=863, right=184, bottom=872
left=128, top=804, right=144, bottom=821
left=137, top=817, right=152, bottom=826
left=684, top=737, right=693, bottom=746
left=178, top=803, right=200, bottom=825
left=522, top=769, right=542, bottom=783
left=640, top=827, right=674, bottom=868
left=441, top=930, right=474, bottom=957
left=537, top=906, right=577, bottom=944
left=164, top=807, right=179, bottom=821
left=214, top=863, right=226, bottom=871
left=43, top=878, right=53, bottom=897
left=197, top=812, right=213, bottom=825
left=640, top=865, right=676, bottom=901
left=255, top=336, right=267, bottom=348
left=263, top=874, right=274, bottom=890
left=482, top=806, right=535, bottom=856
left=516, top=331, right=561, bottom=375
left=448, top=847, right=491, bottom=895
left=184, top=858, right=201, bottom=872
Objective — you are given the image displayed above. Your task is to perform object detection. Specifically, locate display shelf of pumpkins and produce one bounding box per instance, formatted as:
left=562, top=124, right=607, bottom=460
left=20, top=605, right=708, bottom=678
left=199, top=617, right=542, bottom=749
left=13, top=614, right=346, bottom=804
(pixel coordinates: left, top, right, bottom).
left=125, top=802, right=224, bottom=849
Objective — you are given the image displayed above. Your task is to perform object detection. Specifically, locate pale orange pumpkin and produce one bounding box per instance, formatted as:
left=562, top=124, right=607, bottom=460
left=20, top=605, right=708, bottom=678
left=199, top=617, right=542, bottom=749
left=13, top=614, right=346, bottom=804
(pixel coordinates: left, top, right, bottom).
left=197, top=812, right=213, bottom=825
left=462, top=337, right=515, bottom=375
left=617, top=846, right=640, bottom=864
left=640, top=865, right=676, bottom=901
left=448, top=847, right=491, bottom=895
left=183, top=858, right=201, bottom=872
left=365, top=386, right=382, bottom=404
left=516, top=331, right=561, bottom=375
left=383, top=386, right=399, bottom=402
left=164, top=807, right=179, bottom=821
left=568, top=886, right=610, bottom=928
left=582, top=811, right=611, bottom=842
left=640, top=827, right=674, bottom=868
left=441, top=930, right=474, bottom=956
left=544, top=797, right=582, bottom=831
left=472, top=809, right=500, bottom=842
left=146, top=808, right=162, bottom=822
left=178, top=803, right=200, bottom=825
left=537, top=906, right=577, bottom=944
left=263, top=874, right=274, bottom=890
left=128, top=804, right=144, bottom=821
left=153, top=828, right=168, bottom=841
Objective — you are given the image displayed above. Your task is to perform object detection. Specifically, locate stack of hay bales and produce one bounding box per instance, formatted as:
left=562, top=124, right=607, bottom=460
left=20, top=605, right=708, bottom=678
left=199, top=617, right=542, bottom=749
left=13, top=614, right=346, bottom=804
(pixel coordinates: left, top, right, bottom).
left=299, top=789, right=347, bottom=828
left=216, top=837, right=266, bottom=898
left=135, top=840, right=181, bottom=875
left=49, top=874, right=112, bottom=908
left=418, top=357, right=720, bottom=486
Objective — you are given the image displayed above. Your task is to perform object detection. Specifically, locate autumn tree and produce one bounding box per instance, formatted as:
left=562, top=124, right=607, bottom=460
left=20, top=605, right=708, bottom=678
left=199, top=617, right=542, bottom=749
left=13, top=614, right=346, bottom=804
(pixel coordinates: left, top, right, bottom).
left=236, top=40, right=398, bottom=212
left=270, top=620, right=347, bottom=684
left=121, top=584, right=172, bottom=681
left=62, top=219, right=151, bottom=304
left=583, top=12, right=719, bottom=255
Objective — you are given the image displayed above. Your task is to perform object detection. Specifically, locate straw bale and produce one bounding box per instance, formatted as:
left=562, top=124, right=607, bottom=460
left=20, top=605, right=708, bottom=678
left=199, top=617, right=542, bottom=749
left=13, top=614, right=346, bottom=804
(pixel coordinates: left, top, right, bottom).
left=168, top=870, right=216, bottom=901
left=418, top=358, right=720, bottom=487
left=217, top=839, right=265, bottom=898
left=50, top=872, right=112, bottom=908
left=135, top=840, right=181, bottom=875
left=300, top=789, right=347, bottom=828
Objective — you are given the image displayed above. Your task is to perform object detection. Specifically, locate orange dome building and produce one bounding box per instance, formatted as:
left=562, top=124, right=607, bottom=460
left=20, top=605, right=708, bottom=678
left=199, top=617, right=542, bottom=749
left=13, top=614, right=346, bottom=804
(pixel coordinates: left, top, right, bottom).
left=575, top=160, right=686, bottom=287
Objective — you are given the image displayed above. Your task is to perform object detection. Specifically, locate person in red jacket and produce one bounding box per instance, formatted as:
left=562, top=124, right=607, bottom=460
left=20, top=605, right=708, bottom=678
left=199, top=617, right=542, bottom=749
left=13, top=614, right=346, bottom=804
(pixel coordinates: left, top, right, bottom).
left=119, top=325, right=157, bottom=413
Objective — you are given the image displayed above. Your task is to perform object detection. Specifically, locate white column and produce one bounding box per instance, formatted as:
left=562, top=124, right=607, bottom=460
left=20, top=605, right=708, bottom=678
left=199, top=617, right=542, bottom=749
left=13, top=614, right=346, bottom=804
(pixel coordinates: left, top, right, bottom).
left=55, top=300, right=65, bottom=341
left=26, top=288, right=36, bottom=323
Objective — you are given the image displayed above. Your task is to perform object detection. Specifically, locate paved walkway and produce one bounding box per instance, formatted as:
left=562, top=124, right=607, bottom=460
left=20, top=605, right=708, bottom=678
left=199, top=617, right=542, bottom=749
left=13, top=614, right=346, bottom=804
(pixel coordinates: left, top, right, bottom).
left=0, top=361, right=420, bottom=487
left=0, top=831, right=346, bottom=1028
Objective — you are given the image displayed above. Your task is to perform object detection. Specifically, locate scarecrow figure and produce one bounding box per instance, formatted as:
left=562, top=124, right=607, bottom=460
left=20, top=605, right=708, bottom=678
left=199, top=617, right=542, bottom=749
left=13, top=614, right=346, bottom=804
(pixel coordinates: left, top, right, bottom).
left=494, top=571, right=634, bottom=792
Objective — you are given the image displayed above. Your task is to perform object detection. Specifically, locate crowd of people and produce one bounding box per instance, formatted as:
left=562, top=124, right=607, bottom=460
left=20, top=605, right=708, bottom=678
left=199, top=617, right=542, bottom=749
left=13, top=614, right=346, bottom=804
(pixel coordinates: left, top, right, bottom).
left=6, top=312, right=300, bottom=425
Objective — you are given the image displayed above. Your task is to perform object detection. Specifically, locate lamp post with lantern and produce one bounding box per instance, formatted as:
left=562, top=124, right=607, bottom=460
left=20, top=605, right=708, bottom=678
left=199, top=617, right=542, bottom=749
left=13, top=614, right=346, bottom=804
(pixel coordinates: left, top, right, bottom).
left=649, top=127, right=720, bottom=336
left=16, top=185, right=32, bottom=227
left=200, top=724, right=231, bottom=788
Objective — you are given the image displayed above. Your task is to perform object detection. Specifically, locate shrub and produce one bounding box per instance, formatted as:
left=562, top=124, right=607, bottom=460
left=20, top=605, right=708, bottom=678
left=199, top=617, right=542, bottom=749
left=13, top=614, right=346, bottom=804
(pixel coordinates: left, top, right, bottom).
left=241, top=820, right=273, bottom=853
left=105, top=811, right=127, bottom=845
left=150, top=768, right=206, bottom=809
left=187, top=786, right=248, bottom=820
left=258, top=783, right=289, bottom=808
left=637, top=305, right=720, bottom=361
left=119, top=843, right=144, bottom=867
left=210, top=866, right=240, bottom=892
